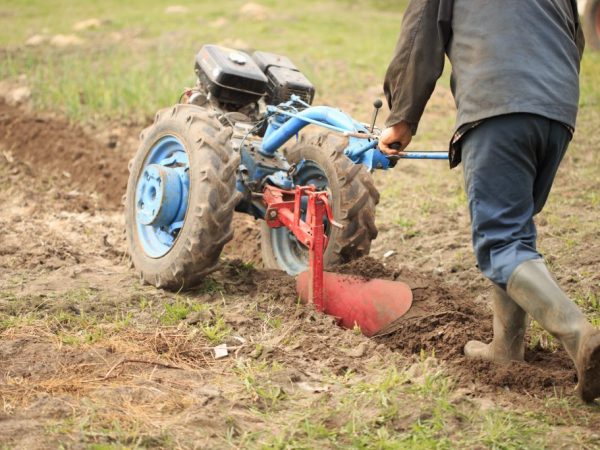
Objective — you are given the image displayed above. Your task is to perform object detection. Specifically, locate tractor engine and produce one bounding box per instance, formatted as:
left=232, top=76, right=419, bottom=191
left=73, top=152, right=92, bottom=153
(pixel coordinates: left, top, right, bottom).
left=191, top=44, right=315, bottom=120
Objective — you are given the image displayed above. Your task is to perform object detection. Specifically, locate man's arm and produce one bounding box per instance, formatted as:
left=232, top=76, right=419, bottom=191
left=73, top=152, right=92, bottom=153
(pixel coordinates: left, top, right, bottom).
left=381, top=0, right=452, bottom=154
left=569, top=0, right=585, bottom=60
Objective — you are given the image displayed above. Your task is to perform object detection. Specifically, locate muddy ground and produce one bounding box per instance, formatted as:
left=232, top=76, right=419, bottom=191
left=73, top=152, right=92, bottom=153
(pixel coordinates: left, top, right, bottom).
left=1, top=96, right=599, bottom=448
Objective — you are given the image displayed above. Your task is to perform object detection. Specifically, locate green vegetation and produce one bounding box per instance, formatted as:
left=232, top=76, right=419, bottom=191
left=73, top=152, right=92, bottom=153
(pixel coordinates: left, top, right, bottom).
left=200, top=315, right=231, bottom=343
left=1, top=0, right=600, bottom=448
left=160, top=297, right=205, bottom=325
left=235, top=356, right=559, bottom=449
left=0, top=0, right=408, bottom=122
left=235, top=360, right=288, bottom=411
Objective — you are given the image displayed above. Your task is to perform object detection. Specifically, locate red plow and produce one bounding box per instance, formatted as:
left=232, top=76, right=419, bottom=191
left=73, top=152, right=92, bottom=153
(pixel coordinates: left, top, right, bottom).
left=263, top=185, right=413, bottom=337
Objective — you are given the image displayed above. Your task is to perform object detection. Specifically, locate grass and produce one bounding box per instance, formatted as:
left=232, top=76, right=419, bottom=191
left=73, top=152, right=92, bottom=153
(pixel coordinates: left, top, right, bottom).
left=575, top=290, right=600, bottom=327
left=200, top=316, right=232, bottom=344
left=235, top=360, right=288, bottom=411
left=0, top=0, right=408, bottom=122
left=159, top=297, right=204, bottom=325
left=1, top=0, right=600, bottom=448
left=158, top=296, right=232, bottom=342
left=236, top=356, right=561, bottom=449
left=3, top=283, right=599, bottom=448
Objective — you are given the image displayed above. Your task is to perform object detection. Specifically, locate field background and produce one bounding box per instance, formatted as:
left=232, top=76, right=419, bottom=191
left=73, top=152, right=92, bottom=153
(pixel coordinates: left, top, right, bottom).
left=1, top=1, right=599, bottom=449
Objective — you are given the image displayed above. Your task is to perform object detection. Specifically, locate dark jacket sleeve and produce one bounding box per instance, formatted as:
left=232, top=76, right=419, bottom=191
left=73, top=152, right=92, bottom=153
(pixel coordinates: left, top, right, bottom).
left=383, top=0, right=453, bottom=133
left=569, top=0, right=585, bottom=60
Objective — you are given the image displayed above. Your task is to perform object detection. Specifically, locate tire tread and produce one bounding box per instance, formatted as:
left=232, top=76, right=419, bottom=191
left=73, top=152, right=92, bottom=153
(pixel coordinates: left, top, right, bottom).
left=125, top=104, right=239, bottom=290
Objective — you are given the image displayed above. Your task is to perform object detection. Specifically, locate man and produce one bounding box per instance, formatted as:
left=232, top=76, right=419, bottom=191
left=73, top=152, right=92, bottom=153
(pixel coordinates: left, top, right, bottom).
left=379, top=0, right=600, bottom=402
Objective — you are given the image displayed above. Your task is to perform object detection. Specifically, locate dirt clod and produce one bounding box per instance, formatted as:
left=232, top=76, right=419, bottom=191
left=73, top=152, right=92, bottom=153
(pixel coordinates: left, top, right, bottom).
left=0, top=102, right=129, bottom=209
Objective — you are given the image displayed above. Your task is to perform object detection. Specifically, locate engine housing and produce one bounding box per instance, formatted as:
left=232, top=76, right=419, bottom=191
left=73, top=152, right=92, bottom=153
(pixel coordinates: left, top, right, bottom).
left=194, top=44, right=315, bottom=109
left=195, top=44, right=267, bottom=106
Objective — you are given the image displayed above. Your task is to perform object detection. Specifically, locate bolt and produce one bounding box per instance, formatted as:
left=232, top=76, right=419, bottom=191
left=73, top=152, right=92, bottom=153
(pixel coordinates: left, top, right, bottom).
left=268, top=210, right=278, bottom=219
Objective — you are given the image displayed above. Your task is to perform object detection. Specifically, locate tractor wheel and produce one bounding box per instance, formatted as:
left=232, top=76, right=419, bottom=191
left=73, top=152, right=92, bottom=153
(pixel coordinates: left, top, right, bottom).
left=583, top=0, right=600, bottom=50
left=260, top=131, right=379, bottom=275
left=125, top=104, right=241, bottom=290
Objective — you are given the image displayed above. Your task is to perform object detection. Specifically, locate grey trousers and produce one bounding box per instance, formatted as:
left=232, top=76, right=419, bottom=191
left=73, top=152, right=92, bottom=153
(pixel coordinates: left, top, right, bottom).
left=461, top=113, right=571, bottom=288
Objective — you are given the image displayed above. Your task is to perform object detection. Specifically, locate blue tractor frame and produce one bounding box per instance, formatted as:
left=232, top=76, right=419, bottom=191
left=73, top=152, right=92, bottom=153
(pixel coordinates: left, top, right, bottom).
left=130, top=95, right=448, bottom=269
left=234, top=95, right=448, bottom=221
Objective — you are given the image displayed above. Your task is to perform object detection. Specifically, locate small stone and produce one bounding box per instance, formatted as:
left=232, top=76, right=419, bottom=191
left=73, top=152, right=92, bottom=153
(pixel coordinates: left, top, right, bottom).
left=2, top=151, right=14, bottom=163
left=6, top=86, right=31, bottom=106
left=214, top=344, right=228, bottom=359
left=383, top=250, right=396, bottom=259
left=296, top=381, right=329, bottom=393
left=209, top=17, right=228, bottom=28
left=165, top=5, right=189, bottom=14
left=239, top=2, right=272, bottom=21
left=25, top=34, right=47, bottom=46
left=50, top=34, right=84, bottom=47
left=73, top=18, right=105, bottom=31
left=219, top=38, right=250, bottom=50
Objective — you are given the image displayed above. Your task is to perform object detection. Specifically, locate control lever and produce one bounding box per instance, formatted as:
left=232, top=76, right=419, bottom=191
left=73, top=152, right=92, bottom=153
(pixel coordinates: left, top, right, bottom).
left=370, top=99, right=383, bottom=133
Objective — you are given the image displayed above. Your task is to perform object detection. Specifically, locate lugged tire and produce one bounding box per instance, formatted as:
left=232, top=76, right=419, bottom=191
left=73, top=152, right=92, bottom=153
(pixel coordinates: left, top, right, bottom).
left=125, top=104, right=241, bottom=290
left=260, top=131, right=379, bottom=272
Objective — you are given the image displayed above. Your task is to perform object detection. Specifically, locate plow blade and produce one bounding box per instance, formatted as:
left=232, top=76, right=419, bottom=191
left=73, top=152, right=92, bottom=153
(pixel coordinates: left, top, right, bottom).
left=296, top=271, right=413, bottom=337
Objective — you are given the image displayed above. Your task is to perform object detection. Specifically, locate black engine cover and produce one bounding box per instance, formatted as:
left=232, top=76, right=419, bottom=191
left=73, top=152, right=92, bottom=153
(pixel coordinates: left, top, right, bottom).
left=252, top=51, right=315, bottom=106
left=195, top=44, right=267, bottom=106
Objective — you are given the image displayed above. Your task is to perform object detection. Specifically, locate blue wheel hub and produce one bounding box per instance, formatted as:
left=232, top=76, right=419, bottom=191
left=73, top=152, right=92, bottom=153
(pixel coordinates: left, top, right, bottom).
left=270, top=160, right=330, bottom=275
left=134, top=135, right=190, bottom=258
left=136, top=164, right=183, bottom=226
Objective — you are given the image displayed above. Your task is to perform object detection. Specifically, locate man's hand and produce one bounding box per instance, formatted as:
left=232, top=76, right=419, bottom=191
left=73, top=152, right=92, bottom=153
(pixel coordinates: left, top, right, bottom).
left=379, top=121, right=413, bottom=155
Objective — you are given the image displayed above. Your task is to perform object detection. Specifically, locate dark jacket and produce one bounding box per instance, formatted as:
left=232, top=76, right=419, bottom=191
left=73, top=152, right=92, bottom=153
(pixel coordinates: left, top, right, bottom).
left=383, top=0, right=585, bottom=166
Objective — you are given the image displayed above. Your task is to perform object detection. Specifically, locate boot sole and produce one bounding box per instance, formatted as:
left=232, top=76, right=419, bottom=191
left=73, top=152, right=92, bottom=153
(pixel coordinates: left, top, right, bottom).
left=463, top=340, right=522, bottom=364
left=577, top=332, right=600, bottom=403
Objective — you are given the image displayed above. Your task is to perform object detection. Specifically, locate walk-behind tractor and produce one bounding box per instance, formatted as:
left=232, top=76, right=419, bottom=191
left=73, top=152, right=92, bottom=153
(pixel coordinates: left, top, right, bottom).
left=125, top=45, right=447, bottom=336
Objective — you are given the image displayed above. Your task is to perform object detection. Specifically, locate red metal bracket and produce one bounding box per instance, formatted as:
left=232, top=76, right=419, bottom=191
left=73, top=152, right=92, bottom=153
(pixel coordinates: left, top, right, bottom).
left=262, top=185, right=341, bottom=311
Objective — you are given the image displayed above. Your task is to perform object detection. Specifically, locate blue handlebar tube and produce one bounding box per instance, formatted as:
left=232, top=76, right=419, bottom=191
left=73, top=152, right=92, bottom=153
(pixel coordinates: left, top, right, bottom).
left=259, top=96, right=449, bottom=170
left=395, top=151, right=448, bottom=160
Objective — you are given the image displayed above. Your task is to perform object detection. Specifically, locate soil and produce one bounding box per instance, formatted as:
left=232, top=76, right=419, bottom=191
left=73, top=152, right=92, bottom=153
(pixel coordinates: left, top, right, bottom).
left=1, top=100, right=598, bottom=447
left=334, top=257, right=577, bottom=397
left=0, top=99, right=580, bottom=395
left=0, top=102, right=129, bottom=210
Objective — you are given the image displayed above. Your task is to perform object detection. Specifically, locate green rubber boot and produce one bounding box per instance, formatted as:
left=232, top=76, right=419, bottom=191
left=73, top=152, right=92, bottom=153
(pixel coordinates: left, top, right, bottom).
left=464, top=285, right=528, bottom=364
left=507, top=259, right=600, bottom=403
